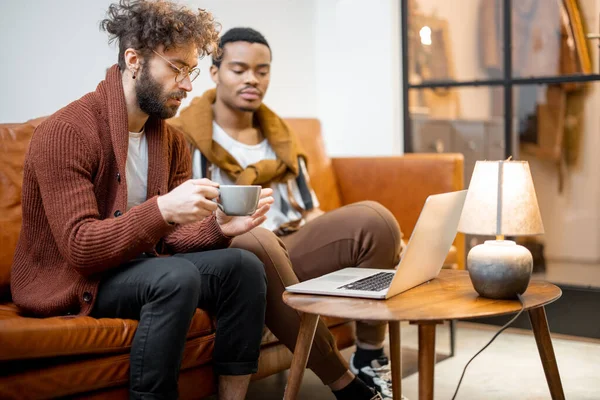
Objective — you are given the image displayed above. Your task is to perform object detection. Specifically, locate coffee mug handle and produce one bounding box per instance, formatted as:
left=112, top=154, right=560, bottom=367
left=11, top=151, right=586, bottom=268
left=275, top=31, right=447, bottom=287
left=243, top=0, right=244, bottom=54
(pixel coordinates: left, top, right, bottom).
left=212, top=190, right=225, bottom=212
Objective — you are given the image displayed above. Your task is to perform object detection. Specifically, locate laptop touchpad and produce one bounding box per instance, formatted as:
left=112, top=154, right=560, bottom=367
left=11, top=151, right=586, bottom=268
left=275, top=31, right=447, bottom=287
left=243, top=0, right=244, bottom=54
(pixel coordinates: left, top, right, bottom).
left=318, top=274, right=357, bottom=283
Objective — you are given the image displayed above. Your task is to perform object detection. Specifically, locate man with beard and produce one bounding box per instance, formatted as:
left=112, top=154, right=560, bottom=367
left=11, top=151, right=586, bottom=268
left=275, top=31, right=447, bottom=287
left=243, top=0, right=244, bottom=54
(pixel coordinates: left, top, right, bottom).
left=10, top=3, right=275, bottom=400
left=170, top=27, right=404, bottom=400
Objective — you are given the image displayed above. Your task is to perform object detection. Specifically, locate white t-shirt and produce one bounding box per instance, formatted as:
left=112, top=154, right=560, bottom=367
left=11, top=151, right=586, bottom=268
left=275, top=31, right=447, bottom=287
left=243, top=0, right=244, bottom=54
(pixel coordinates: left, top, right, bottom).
left=126, top=129, right=148, bottom=211
left=191, top=122, right=319, bottom=231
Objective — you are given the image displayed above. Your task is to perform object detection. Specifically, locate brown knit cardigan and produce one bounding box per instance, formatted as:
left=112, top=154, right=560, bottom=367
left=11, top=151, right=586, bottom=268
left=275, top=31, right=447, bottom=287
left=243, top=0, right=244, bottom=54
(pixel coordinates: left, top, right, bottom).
left=10, top=65, right=231, bottom=318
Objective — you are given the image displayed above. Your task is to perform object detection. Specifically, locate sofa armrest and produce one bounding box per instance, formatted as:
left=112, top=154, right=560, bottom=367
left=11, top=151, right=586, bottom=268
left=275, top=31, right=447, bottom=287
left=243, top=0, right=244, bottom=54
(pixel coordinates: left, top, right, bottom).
left=331, top=153, right=465, bottom=269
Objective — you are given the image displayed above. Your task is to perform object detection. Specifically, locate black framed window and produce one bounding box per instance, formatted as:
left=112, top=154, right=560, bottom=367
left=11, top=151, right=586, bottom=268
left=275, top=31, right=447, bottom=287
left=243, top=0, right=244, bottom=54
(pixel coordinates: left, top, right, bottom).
left=401, top=0, right=600, bottom=159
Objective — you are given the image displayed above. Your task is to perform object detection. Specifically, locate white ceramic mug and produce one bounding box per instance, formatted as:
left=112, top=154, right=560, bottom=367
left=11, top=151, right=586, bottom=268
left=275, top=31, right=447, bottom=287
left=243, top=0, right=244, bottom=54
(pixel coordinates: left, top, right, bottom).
left=215, top=185, right=261, bottom=216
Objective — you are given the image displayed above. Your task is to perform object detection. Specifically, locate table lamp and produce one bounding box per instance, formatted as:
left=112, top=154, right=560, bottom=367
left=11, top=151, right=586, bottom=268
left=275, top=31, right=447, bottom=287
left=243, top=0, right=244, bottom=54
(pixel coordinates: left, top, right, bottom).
left=458, top=160, right=544, bottom=299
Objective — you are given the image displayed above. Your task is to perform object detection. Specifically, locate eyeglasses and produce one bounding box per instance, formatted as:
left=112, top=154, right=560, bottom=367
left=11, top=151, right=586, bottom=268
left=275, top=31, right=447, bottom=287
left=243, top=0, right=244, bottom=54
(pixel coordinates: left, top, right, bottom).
left=152, top=50, right=200, bottom=83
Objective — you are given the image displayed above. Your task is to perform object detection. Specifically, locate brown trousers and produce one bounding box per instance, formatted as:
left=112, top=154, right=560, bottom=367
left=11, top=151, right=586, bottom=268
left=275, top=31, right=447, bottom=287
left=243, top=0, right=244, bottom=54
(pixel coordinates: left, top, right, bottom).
left=231, top=201, right=401, bottom=384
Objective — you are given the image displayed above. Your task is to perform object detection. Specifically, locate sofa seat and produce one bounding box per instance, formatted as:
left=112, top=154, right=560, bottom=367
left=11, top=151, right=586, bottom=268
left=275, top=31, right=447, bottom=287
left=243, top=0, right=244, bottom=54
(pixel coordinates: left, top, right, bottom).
left=0, top=332, right=218, bottom=400
left=0, top=300, right=349, bottom=364
left=0, top=302, right=213, bottom=362
left=0, top=303, right=352, bottom=400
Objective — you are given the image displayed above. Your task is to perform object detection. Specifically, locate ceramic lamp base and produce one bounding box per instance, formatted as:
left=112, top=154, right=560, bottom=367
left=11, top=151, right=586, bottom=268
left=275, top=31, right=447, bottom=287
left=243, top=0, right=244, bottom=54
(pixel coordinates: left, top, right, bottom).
left=467, top=240, right=533, bottom=299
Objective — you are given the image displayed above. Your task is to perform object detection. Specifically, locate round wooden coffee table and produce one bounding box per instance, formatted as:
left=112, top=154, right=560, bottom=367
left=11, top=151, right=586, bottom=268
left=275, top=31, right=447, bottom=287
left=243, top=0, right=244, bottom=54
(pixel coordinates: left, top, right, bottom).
left=282, top=269, right=563, bottom=400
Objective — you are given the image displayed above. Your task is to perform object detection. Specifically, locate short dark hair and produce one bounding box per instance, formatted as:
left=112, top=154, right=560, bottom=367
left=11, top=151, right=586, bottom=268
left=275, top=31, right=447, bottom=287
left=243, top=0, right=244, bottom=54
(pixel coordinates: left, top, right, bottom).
left=100, top=0, right=221, bottom=71
left=212, top=27, right=271, bottom=68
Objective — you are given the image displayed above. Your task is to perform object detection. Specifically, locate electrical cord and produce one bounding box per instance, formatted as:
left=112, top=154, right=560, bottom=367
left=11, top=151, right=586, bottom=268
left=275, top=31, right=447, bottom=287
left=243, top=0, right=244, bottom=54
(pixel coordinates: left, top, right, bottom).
left=451, top=293, right=526, bottom=400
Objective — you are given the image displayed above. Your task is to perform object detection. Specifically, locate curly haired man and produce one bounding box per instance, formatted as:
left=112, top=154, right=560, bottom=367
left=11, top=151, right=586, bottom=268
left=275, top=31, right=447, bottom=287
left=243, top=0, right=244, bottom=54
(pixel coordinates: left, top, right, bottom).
left=10, top=2, right=275, bottom=399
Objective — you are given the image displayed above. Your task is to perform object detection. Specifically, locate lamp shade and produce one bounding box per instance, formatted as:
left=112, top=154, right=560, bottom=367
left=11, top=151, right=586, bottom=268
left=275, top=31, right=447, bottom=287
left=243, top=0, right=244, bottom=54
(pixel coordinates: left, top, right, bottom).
left=458, top=160, right=544, bottom=236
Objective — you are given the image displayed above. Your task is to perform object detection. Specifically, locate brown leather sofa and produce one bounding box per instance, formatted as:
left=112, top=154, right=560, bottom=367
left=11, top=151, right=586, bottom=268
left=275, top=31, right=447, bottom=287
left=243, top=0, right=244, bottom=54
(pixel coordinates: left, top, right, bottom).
left=0, top=117, right=464, bottom=399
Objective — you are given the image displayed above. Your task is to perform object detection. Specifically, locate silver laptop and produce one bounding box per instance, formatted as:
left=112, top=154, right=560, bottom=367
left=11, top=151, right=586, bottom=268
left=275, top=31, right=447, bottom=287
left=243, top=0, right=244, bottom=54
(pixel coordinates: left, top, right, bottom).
left=286, top=190, right=467, bottom=299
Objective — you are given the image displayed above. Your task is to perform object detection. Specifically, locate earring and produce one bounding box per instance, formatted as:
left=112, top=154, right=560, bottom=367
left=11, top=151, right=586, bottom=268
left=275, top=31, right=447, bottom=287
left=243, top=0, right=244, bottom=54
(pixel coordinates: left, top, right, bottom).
left=132, top=70, right=136, bottom=80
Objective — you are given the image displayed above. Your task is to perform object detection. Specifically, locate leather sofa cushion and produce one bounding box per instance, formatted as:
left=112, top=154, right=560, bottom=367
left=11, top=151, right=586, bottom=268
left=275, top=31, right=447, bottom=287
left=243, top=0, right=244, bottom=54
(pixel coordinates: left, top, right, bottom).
left=0, top=122, right=33, bottom=298
left=0, top=302, right=213, bottom=361
left=0, top=301, right=347, bottom=362
left=0, top=322, right=355, bottom=400
left=0, top=118, right=47, bottom=299
left=331, top=154, right=464, bottom=239
left=284, top=119, right=343, bottom=212
left=444, top=245, right=458, bottom=268
left=0, top=334, right=216, bottom=400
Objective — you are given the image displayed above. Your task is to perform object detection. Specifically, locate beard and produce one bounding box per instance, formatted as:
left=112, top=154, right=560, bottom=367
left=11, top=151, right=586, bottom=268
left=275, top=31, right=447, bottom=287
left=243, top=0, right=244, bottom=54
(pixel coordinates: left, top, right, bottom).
left=239, top=105, right=259, bottom=112
left=234, top=98, right=261, bottom=113
left=136, top=67, right=186, bottom=119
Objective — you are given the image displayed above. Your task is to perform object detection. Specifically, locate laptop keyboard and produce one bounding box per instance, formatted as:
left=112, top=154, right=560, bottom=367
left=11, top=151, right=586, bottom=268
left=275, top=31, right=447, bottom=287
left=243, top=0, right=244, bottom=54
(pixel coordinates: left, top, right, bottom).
left=338, top=272, right=395, bottom=292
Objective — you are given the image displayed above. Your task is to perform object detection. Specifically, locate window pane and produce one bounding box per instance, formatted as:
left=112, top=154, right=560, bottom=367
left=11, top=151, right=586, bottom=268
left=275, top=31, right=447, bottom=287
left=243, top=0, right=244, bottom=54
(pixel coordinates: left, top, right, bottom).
left=512, top=0, right=597, bottom=77
left=409, top=86, right=519, bottom=183
left=516, top=82, right=588, bottom=163
left=409, top=0, right=599, bottom=84
left=408, top=0, right=503, bottom=84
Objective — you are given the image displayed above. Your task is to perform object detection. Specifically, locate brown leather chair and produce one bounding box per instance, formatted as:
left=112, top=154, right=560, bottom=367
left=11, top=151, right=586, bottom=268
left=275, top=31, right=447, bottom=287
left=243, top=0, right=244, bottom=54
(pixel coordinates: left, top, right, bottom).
left=0, top=117, right=463, bottom=399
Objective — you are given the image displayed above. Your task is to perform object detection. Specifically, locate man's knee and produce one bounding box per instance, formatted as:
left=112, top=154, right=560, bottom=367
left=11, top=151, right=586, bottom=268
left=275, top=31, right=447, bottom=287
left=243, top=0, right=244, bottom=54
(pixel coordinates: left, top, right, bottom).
left=348, top=201, right=402, bottom=266
left=353, top=201, right=401, bottom=241
left=231, top=227, right=287, bottom=258
left=155, top=258, right=202, bottom=300
left=238, top=248, right=267, bottom=286
left=223, top=248, right=268, bottom=294
left=230, top=228, right=293, bottom=279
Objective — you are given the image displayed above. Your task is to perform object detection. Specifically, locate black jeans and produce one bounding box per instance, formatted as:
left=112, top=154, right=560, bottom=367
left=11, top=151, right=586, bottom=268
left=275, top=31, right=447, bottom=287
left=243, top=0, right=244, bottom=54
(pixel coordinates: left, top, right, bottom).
left=91, top=248, right=267, bottom=400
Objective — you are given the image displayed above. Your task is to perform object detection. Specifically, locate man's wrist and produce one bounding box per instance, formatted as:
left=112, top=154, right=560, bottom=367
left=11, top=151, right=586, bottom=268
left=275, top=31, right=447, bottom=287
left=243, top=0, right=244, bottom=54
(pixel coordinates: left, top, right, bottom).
left=212, top=215, right=234, bottom=238
left=156, top=195, right=174, bottom=224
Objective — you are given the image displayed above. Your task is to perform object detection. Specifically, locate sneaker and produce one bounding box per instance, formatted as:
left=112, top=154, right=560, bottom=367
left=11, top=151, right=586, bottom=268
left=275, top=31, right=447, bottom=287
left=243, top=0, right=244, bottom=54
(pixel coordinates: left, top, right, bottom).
left=332, top=376, right=383, bottom=400
left=350, top=353, right=393, bottom=399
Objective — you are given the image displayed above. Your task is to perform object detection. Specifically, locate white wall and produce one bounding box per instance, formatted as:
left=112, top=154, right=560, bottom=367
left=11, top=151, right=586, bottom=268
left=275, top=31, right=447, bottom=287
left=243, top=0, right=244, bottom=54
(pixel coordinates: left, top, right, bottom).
left=0, top=0, right=317, bottom=122
left=314, top=0, right=403, bottom=156
left=0, top=0, right=403, bottom=158
left=0, top=0, right=117, bottom=123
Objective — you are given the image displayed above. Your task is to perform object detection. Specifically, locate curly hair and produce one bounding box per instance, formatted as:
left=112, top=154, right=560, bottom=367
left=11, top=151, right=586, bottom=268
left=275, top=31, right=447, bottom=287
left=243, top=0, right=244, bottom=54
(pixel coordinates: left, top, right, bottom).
left=100, top=0, right=221, bottom=71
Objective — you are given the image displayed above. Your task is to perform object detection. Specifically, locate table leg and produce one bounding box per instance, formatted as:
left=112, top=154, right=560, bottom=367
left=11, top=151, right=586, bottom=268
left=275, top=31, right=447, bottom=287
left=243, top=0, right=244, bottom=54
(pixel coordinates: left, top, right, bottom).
left=283, top=313, right=320, bottom=400
left=388, top=321, right=403, bottom=400
left=528, top=307, right=565, bottom=400
left=449, top=319, right=456, bottom=357
left=418, top=323, right=436, bottom=400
